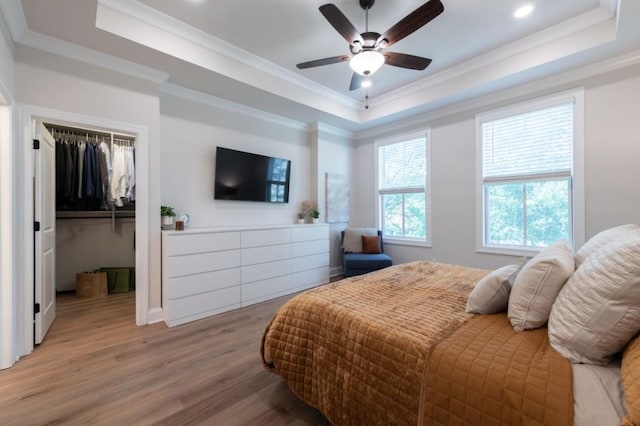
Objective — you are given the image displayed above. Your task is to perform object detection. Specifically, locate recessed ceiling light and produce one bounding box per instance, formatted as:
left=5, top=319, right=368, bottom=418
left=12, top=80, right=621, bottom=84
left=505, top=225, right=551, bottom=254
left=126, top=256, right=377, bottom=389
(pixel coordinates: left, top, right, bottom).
left=514, top=4, right=534, bottom=19
left=361, top=80, right=372, bottom=88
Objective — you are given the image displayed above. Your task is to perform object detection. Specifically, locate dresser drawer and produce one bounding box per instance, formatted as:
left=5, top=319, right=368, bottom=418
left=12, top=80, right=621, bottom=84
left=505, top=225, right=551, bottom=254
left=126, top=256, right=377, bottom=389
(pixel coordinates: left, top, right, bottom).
left=241, top=243, right=291, bottom=266
left=292, top=239, right=329, bottom=257
left=165, top=231, right=240, bottom=256
left=166, top=268, right=241, bottom=300
left=166, top=250, right=240, bottom=278
left=241, top=228, right=291, bottom=248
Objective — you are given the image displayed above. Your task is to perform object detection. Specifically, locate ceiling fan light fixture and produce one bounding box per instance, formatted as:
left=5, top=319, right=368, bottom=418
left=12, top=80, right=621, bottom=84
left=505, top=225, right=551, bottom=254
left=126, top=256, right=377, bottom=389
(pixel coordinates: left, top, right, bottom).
left=350, top=50, right=385, bottom=76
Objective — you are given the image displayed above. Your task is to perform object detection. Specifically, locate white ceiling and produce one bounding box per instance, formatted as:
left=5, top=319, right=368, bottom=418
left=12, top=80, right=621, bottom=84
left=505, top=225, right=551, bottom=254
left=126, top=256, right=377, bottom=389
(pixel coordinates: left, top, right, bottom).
left=5, top=0, right=640, bottom=131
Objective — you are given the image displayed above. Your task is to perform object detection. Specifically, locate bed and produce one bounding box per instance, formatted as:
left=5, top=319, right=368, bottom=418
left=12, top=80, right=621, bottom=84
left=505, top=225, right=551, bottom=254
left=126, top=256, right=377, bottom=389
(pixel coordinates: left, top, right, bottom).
left=261, top=258, right=638, bottom=425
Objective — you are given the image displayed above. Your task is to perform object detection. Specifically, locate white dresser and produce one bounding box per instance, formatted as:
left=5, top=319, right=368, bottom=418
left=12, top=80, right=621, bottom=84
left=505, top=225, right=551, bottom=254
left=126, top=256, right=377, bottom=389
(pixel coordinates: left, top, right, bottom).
left=161, top=224, right=329, bottom=327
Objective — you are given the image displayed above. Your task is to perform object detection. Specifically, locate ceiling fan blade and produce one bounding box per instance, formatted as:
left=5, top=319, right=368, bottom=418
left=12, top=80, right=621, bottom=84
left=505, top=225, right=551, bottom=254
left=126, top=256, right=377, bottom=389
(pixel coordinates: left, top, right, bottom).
left=378, top=0, right=444, bottom=48
left=384, top=52, right=432, bottom=70
left=319, top=4, right=364, bottom=45
left=349, top=73, right=365, bottom=91
left=296, top=55, right=350, bottom=69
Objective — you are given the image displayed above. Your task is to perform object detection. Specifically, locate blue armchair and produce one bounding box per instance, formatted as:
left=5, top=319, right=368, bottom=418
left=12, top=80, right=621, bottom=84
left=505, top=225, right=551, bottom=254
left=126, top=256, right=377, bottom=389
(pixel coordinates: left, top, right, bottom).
left=341, top=229, right=393, bottom=277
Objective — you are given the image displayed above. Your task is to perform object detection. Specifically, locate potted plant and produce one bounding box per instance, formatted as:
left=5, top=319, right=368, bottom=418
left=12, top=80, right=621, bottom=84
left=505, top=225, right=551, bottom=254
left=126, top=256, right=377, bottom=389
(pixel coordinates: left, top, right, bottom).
left=161, top=205, right=176, bottom=228
left=297, top=212, right=306, bottom=224
left=300, top=200, right=318, bottom=224
left=311, top=209, right=320, bottom=224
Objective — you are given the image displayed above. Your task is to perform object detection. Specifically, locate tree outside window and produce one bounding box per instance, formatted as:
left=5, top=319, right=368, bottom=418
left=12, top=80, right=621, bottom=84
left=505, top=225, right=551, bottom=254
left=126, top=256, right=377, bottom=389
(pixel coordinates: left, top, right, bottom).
left=377, top=134, right=429, bottom=243
left=479, top=100, right=575, bottom=250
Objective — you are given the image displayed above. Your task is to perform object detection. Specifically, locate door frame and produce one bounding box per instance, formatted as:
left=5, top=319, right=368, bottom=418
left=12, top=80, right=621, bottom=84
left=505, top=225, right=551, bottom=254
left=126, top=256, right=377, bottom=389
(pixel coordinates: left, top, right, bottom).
left=15, top=104, right=150, bottom=358
left=0, top=94, right=14, bottom=369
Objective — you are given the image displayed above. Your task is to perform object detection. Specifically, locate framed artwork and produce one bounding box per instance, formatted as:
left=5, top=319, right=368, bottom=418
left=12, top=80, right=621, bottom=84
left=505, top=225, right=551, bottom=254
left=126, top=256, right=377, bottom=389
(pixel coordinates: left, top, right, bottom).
left=326, top=173, right=349, bottom=223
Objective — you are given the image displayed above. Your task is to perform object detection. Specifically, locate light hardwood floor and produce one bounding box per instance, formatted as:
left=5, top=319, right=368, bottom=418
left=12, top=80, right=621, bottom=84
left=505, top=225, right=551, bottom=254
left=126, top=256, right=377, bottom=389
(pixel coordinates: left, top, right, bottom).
left=0, top=291, right=329, bottom=425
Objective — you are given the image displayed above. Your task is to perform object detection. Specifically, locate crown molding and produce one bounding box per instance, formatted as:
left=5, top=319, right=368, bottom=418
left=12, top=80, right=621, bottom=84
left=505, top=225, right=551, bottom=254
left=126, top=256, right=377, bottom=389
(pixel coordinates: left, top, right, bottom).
left=307, top=122, right=355, bottom=140
left=17, top=30, right=170, bottom=85
left=355, top=48, right=640, bottom=141
left=160, top=82, right=308, bottom=132
left=1, top=0, right=169, bottom=85
left=96, top=0, right=360, bottom=116
left=364, top=7, right=617, bottom=121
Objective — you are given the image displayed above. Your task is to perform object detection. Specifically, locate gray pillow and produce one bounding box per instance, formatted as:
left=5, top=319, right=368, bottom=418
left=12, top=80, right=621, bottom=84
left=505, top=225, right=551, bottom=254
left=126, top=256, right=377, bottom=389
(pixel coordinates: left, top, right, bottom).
left=466, top=264, right=520, bottom=314
left=508, top=240, right=574, bottom=332
left=343, top=227, right=378, bottom=253
left=549, top=231, right=640, bottom=364
left=575, top=224, right=640, bottom=268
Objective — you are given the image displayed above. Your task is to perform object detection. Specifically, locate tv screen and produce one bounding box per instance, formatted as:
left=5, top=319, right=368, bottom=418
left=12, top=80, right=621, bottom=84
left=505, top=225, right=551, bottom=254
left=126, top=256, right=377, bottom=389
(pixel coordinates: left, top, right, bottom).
left=214, top=147, right=291, bottom=203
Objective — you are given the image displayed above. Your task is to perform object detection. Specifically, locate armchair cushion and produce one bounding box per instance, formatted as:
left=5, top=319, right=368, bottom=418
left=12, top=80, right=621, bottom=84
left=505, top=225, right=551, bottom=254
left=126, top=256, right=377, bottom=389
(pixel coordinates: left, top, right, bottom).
left=343, top=253, right=392, bottom=271
left=343, top=227, right=379, bottom=253
left=362, top=236, right=382, bottom=254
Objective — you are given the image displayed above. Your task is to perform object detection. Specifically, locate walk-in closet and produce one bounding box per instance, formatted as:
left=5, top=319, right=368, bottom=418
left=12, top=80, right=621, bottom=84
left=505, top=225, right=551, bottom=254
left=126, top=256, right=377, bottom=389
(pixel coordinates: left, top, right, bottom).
left=46, top=122, right=136, bottom=311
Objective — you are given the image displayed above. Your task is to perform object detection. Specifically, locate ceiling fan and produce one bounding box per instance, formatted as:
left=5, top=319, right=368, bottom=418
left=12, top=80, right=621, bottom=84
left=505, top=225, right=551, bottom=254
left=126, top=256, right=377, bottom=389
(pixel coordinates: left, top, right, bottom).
left=297, top=0, right=444, bottom=91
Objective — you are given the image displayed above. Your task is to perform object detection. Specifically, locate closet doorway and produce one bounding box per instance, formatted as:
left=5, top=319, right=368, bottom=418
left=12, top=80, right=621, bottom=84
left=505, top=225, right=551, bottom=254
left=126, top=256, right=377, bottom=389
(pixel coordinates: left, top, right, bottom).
left=36, top=120, right=138, bottom=344
left=14, top=103, right=151, bottom=362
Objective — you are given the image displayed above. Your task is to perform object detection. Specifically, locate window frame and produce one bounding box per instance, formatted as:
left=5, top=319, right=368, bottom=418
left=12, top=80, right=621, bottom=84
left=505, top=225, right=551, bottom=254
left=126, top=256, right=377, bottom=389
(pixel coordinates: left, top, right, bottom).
left=475, top=89, right=585, bottom=256
left=375, top=129, right=432, bottom=247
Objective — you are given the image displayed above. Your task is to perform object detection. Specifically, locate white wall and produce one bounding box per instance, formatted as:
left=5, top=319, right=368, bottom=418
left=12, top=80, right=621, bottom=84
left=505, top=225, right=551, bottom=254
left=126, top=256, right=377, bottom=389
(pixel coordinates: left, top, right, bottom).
left=583, top=66, right=640, bottom=232
left=311, top=124, right=354, bottom=276
left=0, top=10, right=15, bottom=369
left=56, top=219, right=135, bottom=291
left=14, top=46, right=162, bottom=311
left=159, top=94, right=309, bottom=227
left=353, top=63, right=640, bottom=270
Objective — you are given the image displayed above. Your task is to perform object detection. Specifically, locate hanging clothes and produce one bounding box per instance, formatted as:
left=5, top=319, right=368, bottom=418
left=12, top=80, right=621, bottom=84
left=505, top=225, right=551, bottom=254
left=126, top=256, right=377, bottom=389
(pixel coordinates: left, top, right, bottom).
left=125, top=144, right=135, bottom=202
left=77, top=141, right=86, bottom=199
left=83, top=142, right=97, bottom=199
left=111, top=143, right=126, bottom=207
left=98, top=139, right=113, bottom=210
left=50, top=125, right=135, bottom=211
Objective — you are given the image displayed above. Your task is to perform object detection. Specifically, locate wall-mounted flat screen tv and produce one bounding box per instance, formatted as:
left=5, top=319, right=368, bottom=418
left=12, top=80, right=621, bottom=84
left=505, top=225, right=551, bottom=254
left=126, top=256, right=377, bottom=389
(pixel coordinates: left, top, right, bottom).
left=214, top=147, right=291, bottom=203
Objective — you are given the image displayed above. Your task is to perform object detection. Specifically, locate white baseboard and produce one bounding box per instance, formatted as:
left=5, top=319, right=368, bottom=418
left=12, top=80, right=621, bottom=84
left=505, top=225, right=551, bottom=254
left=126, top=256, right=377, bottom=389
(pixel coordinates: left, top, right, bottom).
left=147, top=308, right=164, bottom=325
left=330, top=266, right=343, bottom=278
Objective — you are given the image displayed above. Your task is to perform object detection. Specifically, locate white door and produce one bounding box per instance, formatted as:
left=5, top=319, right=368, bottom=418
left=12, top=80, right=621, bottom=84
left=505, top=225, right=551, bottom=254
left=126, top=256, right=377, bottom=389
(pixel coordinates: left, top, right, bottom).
left=34, top=121, right=56, bottom=344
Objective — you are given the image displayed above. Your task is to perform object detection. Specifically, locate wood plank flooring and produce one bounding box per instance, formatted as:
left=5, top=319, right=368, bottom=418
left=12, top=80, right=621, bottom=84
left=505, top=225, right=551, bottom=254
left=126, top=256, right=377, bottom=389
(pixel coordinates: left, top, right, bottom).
left=0, top=292, right=329, bottom=425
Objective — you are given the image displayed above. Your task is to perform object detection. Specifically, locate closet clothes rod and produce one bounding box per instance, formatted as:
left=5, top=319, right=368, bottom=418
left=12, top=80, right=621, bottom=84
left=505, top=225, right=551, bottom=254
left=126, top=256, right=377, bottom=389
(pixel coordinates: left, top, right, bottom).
left=45, top=123, right=135, bottom=142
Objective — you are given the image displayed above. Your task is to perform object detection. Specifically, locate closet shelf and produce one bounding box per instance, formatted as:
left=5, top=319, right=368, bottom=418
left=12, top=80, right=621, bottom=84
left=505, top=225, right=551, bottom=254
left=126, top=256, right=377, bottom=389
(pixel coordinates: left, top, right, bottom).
left=56, top=211, right=135, bottom=219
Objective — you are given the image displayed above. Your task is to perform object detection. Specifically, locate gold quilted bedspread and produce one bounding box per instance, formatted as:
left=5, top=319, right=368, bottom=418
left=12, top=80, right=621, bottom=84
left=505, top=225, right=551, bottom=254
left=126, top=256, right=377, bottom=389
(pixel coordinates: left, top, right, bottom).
left=622, top=335, right=640, bottom=425
left=261, top=261, right=574, bottom=425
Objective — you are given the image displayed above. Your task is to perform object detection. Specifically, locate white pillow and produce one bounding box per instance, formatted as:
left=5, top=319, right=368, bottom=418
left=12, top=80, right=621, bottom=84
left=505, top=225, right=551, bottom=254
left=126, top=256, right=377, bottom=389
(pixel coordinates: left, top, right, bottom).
left=575, top=224, right=640, bottom=268
left=549, top=231, right=640, bottom=365
left=343, top=228, right=378, bottom=253
left=466, top=264, right=519, bottom=314
left=508, top=240, right=574, bottom=332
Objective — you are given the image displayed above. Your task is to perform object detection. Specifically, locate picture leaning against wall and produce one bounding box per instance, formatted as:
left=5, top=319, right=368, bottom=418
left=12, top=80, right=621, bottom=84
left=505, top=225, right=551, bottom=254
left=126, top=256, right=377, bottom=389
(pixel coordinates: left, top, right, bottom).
left=326, top=172, right=349, bottom=223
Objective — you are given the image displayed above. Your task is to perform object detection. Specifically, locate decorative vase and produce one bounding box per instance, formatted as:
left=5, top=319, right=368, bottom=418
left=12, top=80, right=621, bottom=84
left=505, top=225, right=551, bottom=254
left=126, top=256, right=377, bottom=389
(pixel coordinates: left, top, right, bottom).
left=312, top=218, right=319, bottom=224
left=162, top=215, right=174, bottom=227
left=297, top=219, right=305, bottom=224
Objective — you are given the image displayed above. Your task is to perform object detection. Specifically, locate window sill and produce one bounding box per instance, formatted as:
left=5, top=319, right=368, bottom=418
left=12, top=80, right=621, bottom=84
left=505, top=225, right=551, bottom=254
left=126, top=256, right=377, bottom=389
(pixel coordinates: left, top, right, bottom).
left=384, top=238, right=432, bottom=248
left=476, top=245, right=540, bottom=257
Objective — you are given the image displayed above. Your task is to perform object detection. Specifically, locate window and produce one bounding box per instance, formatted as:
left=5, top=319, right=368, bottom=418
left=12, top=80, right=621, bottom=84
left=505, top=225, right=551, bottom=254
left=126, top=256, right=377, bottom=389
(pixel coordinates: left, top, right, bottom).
left=477, top=91, right=584, bottom=253
left=376, top=131, right=430, bottom=245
